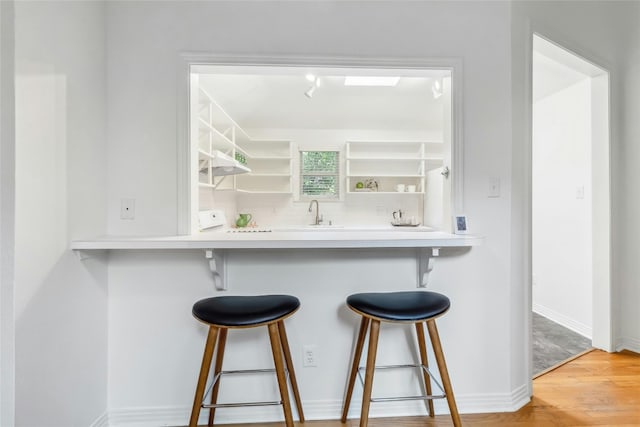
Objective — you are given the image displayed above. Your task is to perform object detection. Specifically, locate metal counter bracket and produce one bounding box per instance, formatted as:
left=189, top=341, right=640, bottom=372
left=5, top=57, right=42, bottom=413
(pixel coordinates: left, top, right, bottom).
left=205, top=249, right=227, bottom=291
left=417, top=247, right=440, bottom=287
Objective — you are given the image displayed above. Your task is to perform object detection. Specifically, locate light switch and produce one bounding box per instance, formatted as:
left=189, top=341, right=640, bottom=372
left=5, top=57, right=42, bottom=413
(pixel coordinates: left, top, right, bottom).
left=576, top=185, right=585, bottom=199
left=488, top=177, right=500, bottom=198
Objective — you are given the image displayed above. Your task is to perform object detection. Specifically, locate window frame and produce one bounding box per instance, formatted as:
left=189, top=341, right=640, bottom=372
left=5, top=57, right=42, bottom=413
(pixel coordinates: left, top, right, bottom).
left=179, top=56, right=463, bottom=235
left=299, top=150, right=340, bottom=200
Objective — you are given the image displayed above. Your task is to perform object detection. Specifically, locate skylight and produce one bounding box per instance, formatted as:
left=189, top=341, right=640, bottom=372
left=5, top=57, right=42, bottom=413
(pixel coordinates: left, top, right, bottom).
left=344, top=76, right=400, bottom=87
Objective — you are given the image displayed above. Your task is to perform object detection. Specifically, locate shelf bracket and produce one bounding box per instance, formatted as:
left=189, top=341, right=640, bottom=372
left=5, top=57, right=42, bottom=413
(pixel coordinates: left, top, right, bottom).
left=74, top=250, right=92, bottom=261
left=417, top=247, right=440, bottom=288
left=205, top=249, right=227, bottom=291
left=211, top=175, right=228, bottom=190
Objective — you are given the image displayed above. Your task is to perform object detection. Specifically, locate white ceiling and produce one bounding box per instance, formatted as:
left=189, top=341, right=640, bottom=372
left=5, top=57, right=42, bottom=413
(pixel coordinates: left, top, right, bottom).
left=196, top=66, right=450, bottom=131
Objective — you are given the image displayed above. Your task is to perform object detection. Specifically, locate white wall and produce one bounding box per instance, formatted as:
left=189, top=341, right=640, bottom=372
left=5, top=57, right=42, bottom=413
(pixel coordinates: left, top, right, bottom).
left=106, top=1, right=516, bottom=424
left=14, top=2, right=108, bottom=426
left=532, top=78, right=592, bottom=338
left=618, top=5, right=640, bottom=352
left=0, top=2, right=635, bottom=426
left=510, top=1, right=640, bottom=391
left=0, top=1, right=16, bottom=425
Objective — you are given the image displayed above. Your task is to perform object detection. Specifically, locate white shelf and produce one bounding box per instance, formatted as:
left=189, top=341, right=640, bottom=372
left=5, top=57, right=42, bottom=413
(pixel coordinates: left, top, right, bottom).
left=244, top=173, right=291, bottom=177
left=347, top=156, right=442, bottom=161
left=347, top=191, right=424, bottom=195
left=349, top=174, right=424, bottom=178
left=236, top=140, right=292, bottom=194
left=236, top=190, right=293, bottom=195
left=345, top=141, right=443, bottom=194
left=196, top=87, right=292, bottom=195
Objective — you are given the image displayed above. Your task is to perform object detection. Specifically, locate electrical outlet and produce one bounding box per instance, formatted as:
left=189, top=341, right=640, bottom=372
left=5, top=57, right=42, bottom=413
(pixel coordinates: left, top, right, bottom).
left=303, top=345, right=318, bottom=367
left=120, top=198, right=135, bottom=220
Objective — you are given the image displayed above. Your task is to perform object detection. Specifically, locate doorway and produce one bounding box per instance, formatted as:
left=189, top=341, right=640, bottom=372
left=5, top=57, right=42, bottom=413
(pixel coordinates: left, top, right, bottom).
left=531, top=34, right=611, bottom=376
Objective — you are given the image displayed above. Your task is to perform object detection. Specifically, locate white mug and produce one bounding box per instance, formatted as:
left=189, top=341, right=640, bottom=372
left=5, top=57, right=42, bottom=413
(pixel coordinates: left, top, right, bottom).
left=406, top=185, right=416, bottom=192
left=395, top=184, right=405, bottom=192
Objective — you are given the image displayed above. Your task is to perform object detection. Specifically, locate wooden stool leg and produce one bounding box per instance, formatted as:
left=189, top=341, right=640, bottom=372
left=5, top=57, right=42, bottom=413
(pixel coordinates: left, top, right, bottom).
left=190, top=326, right=219, bottom=427
left=341, top=317, right=370, bottom=422
left=415, top=322, right=435, bottom=417
left=426, top=319, right=461, bottom=427
left=360, top=319, right=380, bottom=427
left=268, top=322, right=294, bottom=427
left=207, top=328, right=227, bottom=426
left=277, top=320, right=305, bottom=422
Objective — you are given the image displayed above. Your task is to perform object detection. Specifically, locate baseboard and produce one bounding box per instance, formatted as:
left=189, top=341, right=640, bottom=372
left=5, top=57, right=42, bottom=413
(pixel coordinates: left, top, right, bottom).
left=106, top=388, right=530, bottom=426
left=532, top=303, right=592, bottom=339
left=615, top=336, right=640, bottom=353
left=89, top=411, right=109, bottom=427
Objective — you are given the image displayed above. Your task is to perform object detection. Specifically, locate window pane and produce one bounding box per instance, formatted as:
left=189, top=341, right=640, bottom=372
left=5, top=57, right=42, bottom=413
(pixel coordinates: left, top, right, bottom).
left=300, top=151, right=339, bottom=198
left=301, top=151, right=338, bottom=173
left=302, top=175, right=337, bottom=197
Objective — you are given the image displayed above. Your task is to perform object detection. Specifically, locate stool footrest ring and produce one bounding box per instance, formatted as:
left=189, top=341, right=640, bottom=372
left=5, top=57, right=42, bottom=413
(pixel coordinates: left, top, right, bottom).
left=201, top=368, right=290, bottom=410
left=356, top=364, right=446, bottom=402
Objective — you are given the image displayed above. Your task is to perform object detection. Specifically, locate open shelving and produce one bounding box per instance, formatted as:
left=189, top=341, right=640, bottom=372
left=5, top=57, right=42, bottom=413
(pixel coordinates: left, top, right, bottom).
left=345, top=141, right=444, bottom=195
left=235, top=139, right=293, bottom=194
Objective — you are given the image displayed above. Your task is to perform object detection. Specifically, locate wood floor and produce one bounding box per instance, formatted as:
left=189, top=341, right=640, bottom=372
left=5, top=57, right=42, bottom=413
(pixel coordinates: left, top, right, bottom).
left=209, top=350, right=640, bottom=427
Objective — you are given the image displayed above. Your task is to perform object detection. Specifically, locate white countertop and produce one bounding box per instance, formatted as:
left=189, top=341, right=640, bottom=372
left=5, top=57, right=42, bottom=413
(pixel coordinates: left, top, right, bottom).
left=70, top=226, right=482, bottom=250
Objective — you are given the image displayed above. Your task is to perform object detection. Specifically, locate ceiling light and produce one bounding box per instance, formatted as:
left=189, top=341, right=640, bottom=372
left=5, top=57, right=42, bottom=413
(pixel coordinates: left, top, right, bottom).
left=305, top=73, right=316, bottom=82
left=304, top=76, right=321, bottom=98
left=304, top=85, right=317, bottom=98
left=344, top=76, right=400, bottom=87
left=431, top=79, right=443, bottom=99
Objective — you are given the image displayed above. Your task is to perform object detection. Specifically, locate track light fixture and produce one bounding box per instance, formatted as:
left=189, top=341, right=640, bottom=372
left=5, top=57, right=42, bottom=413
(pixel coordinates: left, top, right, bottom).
left=304, top=75, right=321, bottom=98
left=432, top=79, right=443, bottom=99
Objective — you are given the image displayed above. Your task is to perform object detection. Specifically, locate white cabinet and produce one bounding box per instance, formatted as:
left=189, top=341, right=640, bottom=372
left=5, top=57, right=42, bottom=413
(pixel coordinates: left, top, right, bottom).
left=236, top=140, right=293, bottom=194
left=345, top=141, right=443, bottom=194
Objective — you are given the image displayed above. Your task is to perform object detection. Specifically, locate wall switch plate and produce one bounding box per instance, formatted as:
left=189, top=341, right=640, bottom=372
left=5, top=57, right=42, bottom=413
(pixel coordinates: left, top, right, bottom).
left=120, top=198, right=135, bottom=220
left=303, top=345, right=318, bottom=367
left=488, top=177, right=500, bottom=198
left=576, top=185, right=585, bottom=199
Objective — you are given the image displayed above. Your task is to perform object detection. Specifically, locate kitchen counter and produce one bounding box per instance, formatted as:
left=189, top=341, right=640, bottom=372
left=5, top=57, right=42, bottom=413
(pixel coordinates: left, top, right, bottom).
left=71, top=227, right=482, bottom=290
left=70, top=227, right=482, bottom=250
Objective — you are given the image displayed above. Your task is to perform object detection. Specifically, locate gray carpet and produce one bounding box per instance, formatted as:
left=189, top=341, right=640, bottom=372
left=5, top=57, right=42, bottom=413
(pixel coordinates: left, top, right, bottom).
left=533, top=312, right=592, bottom=376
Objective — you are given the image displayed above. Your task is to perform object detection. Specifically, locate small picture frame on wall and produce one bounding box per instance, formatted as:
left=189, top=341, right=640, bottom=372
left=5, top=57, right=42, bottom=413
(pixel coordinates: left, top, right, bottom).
left=453, top=215, right=468, bottom=234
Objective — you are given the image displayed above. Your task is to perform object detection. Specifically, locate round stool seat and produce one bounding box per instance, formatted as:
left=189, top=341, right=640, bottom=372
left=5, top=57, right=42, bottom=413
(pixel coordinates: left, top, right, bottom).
left=193, top=295, right=300, bottom=327
left=347, top=291, right=450, bottom=322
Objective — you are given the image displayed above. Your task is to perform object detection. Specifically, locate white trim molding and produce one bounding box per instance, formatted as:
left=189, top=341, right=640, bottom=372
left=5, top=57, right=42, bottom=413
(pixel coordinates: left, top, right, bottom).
left=533, top=304, right=592, bottom=339
left=176, top=53, right=464, bottom=235
left=616, top=336, right=640, bottom=354
left=0, top=1, right=16, bottom=425
left=89, top=411, right=109, bottom=427
left=105, top=388, right=528, bottom=427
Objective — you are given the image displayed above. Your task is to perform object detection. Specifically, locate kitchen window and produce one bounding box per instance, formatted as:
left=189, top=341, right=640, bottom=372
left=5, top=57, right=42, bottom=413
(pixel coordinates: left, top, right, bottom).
left=300, top=150, right=339, bottom=199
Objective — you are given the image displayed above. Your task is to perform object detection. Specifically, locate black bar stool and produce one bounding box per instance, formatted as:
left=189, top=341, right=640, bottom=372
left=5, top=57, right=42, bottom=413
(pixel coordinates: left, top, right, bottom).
left=341, top=291, right=461, bottom=427
left=189, top=295, right=305, bottom=427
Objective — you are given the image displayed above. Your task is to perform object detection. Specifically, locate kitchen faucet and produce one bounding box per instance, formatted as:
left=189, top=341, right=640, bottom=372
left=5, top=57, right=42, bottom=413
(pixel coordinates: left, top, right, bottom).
left=308, top=199, right=323, bottom=225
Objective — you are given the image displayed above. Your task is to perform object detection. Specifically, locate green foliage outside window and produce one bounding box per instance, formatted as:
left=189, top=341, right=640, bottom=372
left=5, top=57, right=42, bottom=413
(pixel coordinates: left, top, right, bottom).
left=300, top=151, right=339, bottom=198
